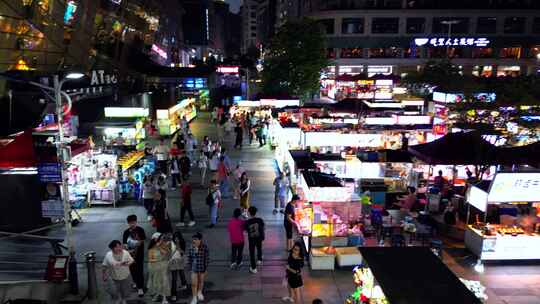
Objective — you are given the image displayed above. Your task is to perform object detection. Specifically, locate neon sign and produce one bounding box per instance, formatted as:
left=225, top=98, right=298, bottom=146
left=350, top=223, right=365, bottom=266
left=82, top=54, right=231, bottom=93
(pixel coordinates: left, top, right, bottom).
left=217, top=66, right=240, bottom=74
left=64, top=1, right=77, bottom=25
left=151, top=44, right=168, bottom=60
left=414, top=37, right=490, bottom=47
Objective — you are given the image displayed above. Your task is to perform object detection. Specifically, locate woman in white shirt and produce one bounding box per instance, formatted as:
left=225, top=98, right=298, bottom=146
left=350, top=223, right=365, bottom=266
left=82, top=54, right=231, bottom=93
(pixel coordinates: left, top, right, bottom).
left=142, top=176, right=156, bottom=214
left=198, top=150, right=209, bottom=186
left=102, top=240, right=134, bottom=304
left=208, top=151, right=220, bottom=180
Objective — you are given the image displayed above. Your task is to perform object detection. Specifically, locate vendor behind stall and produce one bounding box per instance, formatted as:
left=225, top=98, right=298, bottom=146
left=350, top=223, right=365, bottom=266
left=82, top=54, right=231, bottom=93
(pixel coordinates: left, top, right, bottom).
left=393, top=186, right=417, bottom=211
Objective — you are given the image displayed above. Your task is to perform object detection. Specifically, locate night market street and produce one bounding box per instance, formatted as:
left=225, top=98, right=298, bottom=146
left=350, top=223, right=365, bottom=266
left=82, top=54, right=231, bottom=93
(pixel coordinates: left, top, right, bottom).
left=0, top=113, right=538, bottom=304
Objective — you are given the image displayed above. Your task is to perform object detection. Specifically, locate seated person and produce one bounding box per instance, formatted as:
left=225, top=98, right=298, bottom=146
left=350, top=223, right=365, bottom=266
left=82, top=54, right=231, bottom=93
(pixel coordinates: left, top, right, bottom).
left=393, top=186, right=417, bottom=211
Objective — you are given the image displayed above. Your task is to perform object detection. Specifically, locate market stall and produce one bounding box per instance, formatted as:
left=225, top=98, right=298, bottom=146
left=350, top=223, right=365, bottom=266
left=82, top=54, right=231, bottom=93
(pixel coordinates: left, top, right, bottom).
left=157, top=98, right=197, bottom=135
left=67, top=149, right=119, bottom=208
left=347, top=247, right=482, bottom=304
left=465, top=172, right=540, bottom=261
left=294, top=171, right=363, bottom=269
left=96, top=107, right=149, bottom=149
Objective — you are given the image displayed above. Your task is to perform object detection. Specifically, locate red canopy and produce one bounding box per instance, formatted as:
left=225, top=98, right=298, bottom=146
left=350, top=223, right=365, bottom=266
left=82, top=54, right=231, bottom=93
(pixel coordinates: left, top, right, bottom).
left=0, top=131, right=37, bottom=168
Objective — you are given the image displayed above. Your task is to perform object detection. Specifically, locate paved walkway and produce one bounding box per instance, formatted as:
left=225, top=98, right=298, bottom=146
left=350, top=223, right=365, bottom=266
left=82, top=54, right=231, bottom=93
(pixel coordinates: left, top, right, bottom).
left=3, top=112, right=539, bottom=304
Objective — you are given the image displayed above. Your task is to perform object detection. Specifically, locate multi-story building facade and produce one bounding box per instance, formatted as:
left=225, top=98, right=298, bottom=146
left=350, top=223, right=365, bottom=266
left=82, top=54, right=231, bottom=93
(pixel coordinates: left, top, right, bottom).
left=240, top=0, right=259, bottom=53
left=295, top=0, right=540, bottom=77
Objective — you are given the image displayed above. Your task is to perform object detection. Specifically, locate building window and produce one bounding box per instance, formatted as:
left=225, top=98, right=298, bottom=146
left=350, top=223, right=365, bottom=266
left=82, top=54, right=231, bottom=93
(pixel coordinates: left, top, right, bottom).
left=404, top=48, right=420, bottom=58
left=372, top=18, right=399, bottom=34
left=499, top=47, right=521, bottom=59
left=406, top=18, right=425, bottom=34
left=250, top=12, right=256, bottom=18
left=432, top=18, right=470, bottom=34
left=251, top=33, right=256, bottom=38
left=497, top=66, right=520, bottom=77
left=342, top=18, right=364, bottom=34
left=318, top=19, right=335, bottom=34
left=472, top=48, right=494, bottom=58
left=327, top=48, right=336, bottom=59
left=428, top=48, right=448, bottom=59
left=250, top=26, right=256, bottom=31
left=368, top=47, right=400, bottom=58
left=532, top=17, right=540, bottom=34
left=504, top=17, right=526, bottom=34
left=340, top=48, right=363, bottom=58
left=472, top=66, right=493, bottom=77
left=477, top=17, right=497, bottom=34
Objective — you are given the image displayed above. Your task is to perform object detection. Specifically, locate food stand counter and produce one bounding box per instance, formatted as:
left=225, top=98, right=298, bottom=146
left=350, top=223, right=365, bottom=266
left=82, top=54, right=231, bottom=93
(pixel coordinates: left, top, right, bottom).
left=294, top=171, right=363, bottom=269
left=464, top=172, right=540, bottom=261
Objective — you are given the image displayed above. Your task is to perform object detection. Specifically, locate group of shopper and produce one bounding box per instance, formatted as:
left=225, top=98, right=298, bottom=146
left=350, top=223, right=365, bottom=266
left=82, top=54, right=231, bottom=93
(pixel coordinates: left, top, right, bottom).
left=103, top=214, right=210, bottom=304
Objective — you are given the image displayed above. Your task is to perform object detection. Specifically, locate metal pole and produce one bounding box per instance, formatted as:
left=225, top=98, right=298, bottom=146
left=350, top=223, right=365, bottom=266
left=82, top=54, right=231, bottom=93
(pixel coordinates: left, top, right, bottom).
left=447, top=23, right=452, bottom=58
left=246, top=68, right=250, bottom=100
left=85, top=251, right=97, bottom=300
left=54, top=75, right=78, bottom=295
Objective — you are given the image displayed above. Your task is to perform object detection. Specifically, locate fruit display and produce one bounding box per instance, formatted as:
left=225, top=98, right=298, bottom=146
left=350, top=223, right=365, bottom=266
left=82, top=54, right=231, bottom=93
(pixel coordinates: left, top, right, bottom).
left=118, top=151, right=145, bottom=171
left=497, top=226, right=524, bottom=235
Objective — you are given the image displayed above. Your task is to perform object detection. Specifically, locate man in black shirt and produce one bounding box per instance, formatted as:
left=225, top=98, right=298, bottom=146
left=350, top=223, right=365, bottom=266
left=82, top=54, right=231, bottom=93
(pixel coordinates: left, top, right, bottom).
left=245, top=206, right=265, bottom=274
left=284, top=195, right=299, bottom=251
left=122, top=214, right=146, bottom=297
left=234, top=123, right=243, bottom=149
left=179, top=151, right=191, bottom=181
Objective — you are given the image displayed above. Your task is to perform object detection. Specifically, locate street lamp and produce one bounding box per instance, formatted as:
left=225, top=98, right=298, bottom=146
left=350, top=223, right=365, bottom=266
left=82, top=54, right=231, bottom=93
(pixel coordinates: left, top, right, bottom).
left=441, top=20, right=461, bottom=58
left=53, top=72, right=84, bottom=296
left=0, top=71, right=84, bottom=295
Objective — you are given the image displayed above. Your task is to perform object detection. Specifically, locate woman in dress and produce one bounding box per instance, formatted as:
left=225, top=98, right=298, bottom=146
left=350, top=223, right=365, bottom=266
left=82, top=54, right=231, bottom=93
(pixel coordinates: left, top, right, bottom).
left=239, top=172, right=251, bottom=217
left=169, top=231, right=188, bottom=302
left=147, top=233, right=172, bottom=304
left=282, top=243, right=304, bottom=303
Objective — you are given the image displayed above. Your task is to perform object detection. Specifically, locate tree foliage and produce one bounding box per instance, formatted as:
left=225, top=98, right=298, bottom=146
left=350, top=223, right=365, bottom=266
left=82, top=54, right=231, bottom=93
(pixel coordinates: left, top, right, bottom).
left=261, top=18, right=330, bottom=100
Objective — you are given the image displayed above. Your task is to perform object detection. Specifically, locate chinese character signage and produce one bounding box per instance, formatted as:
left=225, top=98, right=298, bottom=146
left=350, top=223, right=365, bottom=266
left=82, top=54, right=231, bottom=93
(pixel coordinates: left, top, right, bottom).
left=38, top=163, right=62, bottom=183
left=488, top=173, right=540, bottom=203
left=414, top=37, right=490, bottom=47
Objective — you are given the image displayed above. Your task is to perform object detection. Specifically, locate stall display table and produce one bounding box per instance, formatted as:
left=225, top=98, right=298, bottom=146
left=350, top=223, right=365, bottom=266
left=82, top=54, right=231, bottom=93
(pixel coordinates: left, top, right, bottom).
left=310, top=247, right=335, bottom=270
left=88, top=187, right=118, bottom=208
left=335, top=247, right=363, bottom=267
left=465, top=225, right=540, bottom=260
left=311, top=236, right=348, bottom=248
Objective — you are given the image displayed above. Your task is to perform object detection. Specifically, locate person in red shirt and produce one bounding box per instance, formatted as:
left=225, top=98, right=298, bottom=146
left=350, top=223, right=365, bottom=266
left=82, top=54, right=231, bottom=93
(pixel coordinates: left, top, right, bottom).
left=227, top=208, right=245, bottom=270
left=177, top=180, right=195, bottom=227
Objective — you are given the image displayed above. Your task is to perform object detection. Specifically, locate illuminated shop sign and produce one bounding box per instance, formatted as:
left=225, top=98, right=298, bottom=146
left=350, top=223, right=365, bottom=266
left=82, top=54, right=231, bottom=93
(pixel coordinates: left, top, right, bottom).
left=414, top=37, right=490, bottom=47
left=151, top=44, right=168, bottom=60
left=488, top=173, right=540, bottom=203
left=217, top=66, right=240, bottom=74
left=64, top=1, right=78, bottom=25
left=104, top=107, right=149, bottom=118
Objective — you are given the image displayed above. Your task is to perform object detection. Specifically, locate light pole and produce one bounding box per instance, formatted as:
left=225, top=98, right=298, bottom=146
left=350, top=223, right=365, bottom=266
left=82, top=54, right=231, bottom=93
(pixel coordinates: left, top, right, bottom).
left=53, top=72, right=84, bottom=295
left=441, top=20, right=460, bottom=58
left=1, top=71, right=84, bottom=294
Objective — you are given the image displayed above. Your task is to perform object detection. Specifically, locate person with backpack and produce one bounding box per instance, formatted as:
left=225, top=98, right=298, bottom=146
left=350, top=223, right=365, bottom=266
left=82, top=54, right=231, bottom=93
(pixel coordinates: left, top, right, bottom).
left=169, top=231, right=188, bottom=302
left=206, top=180, right=221, bottom=228
left=245, top=206, right=265, bottom=274
left=179, top=151, right=191, bottom=181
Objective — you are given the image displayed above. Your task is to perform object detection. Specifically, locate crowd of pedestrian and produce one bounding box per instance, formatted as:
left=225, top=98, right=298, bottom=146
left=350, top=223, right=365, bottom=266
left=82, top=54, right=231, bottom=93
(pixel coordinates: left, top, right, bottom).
left=101, top=109, right=316, bottom=304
